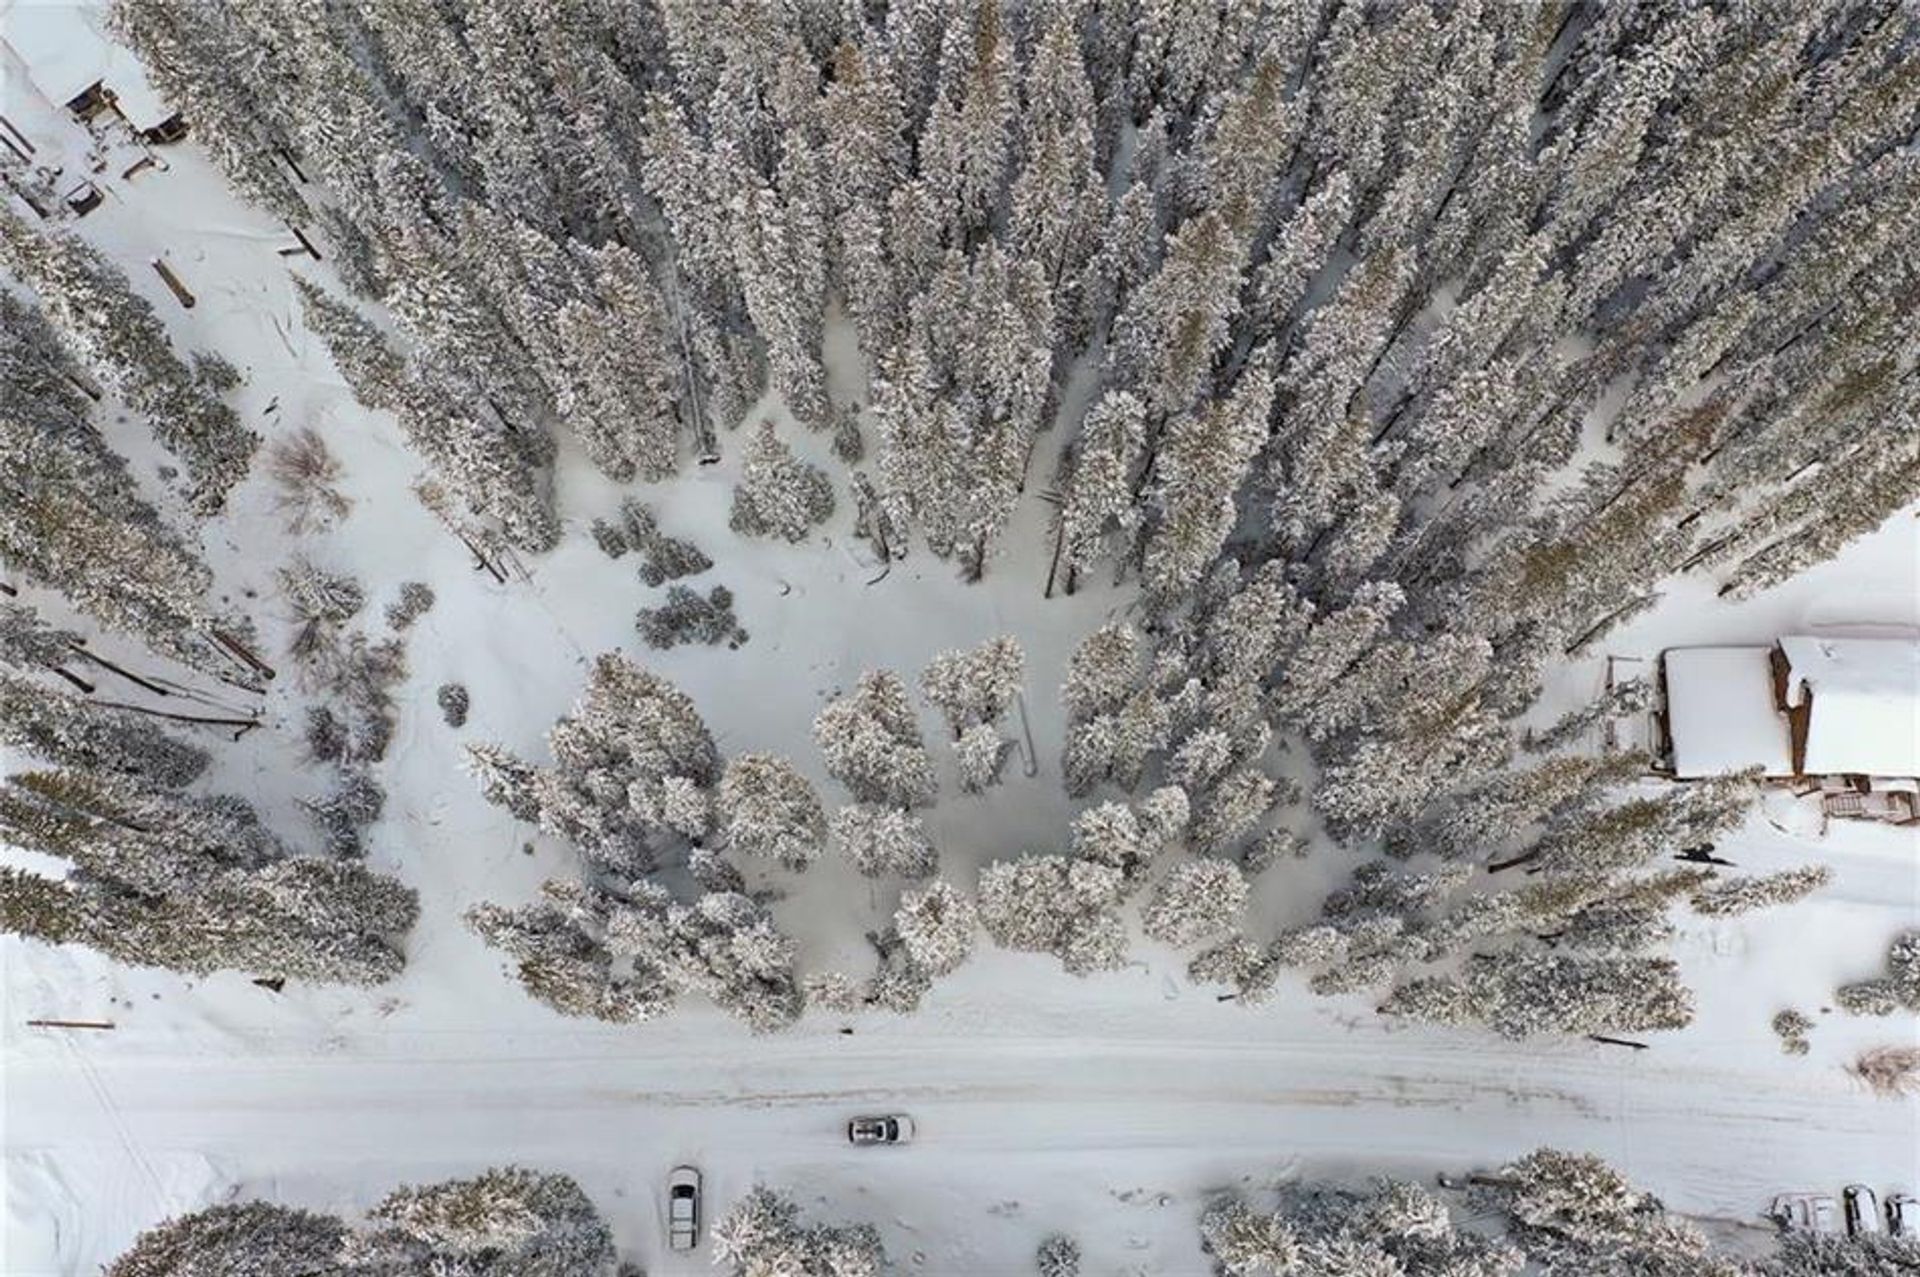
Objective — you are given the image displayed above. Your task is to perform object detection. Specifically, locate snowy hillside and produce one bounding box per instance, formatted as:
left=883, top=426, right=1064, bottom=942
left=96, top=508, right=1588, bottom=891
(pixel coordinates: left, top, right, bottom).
left=3, top=0, right=1918, bottom=1274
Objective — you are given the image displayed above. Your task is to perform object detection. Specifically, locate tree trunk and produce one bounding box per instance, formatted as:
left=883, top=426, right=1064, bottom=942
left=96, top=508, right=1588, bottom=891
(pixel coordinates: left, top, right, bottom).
left=1587, top=1034, right=1650, bottom=1051
left=1043, top=520, right=1066, bottom=599
left=49, top=665, right=95, bottom=694
left=211, top=630, right=276, bottom=680
left=68, top=644, right=172, bottom=696
left=92, top=699, right=262, bottom=737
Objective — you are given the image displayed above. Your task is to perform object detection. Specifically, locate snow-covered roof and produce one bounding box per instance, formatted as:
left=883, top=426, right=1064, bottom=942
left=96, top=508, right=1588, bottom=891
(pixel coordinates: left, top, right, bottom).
left=0, top=2, right=173, bottom=129
left=1779, top=635, right=1920, bottom=778
left=1663, top=647, right=1794, bottom=780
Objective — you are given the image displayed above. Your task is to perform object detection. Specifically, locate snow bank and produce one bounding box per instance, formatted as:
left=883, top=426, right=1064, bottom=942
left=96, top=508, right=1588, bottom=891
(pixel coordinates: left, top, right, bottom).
left=5, top=1147, right=224, bottom=1275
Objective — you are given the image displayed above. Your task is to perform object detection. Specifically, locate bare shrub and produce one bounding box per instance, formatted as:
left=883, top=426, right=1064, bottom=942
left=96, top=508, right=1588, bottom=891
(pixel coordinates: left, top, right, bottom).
left=1849, top=1045, right=1920, bottom=1098
left=268, top=427, right=351, bottom=533
left=385, top=582, right=435, bottom=630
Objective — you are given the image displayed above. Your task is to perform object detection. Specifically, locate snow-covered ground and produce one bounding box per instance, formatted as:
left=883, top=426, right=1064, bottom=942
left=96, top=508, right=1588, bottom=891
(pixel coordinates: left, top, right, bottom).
left=3, top=4, right=1918, bottom=1273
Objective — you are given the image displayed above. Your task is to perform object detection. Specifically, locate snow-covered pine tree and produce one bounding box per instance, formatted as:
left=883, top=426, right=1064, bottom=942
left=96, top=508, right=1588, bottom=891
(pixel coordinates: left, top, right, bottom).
left=105, top=1203, right=347, bottom=1277
left=0, top=671, right=209, bottom=787
left=357, top=1165, right=620, bottom=1271
left=813, top=670, right=936, bottom=808
left=0, top=769, right=416, bottom=984
left=893, top=878, right=977, bottom=978
left=604, top=886, right=804, bottom=1034
left=0, top=207, right=257, bottom=512
left=467, top=880, right=674, bottom=1024
left=831, top=804, right=936, bottom=880
left=1053, top=390, right=1147, bottom=589
left=0, top=293, right=233, bottom=680
left=1062, top=623, right=1142, bottom=726
left=920, top=636, right=1024, bottom=737
left=1141, top=859, right=1249, bottom=948
left=712, top=1185, right=885, bottom=1277
left=0, top=603, right=92, bottom=690
left=1139, top=361, right=1275, bottom=603
left=977, top=853, right=1128, bottom=976
left=105, top=1166, right=625, bottom=1276
left=1690, top=864, right=1831, bottom=918
left=718, top=753, right=827, bottom=872
left=730, top=419, right=835, bottom=542
left=955, top=723, right=1014, bottom=793
left=465, top=655, right=718, bottom=875
left=1382, top=949, right=1695, bottom=1040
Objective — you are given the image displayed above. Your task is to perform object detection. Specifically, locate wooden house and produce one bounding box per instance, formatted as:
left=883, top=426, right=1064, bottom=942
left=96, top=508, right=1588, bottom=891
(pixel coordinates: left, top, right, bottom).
left=1662, top=635, right=1919, bottom=822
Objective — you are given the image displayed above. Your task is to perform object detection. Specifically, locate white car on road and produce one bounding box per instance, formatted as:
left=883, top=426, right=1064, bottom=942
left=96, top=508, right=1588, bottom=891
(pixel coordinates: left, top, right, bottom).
left=1845, top=1185, right=1881, bottom=1236
left=668, top=1166, right=701, bottom=1251
left=1771, top=1193, right=1839, bottom=1234
left=848, top=1114, right=915, bottom=1145
left=1887, top=1193, right=1919, bottom=1237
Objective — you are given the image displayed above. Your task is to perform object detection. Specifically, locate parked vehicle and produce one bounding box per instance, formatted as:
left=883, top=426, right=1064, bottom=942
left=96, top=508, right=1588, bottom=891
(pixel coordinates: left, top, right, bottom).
left=847, top=1114, right=915, bottom=1145
left=1845, top=1185, right=1882, bottom=1236
left=668, top=1166, right=701, bottom=1252
left=1771, top=1193, right=1840, bottom=1234
left=1886, top=1193, right=1919, bottom=1237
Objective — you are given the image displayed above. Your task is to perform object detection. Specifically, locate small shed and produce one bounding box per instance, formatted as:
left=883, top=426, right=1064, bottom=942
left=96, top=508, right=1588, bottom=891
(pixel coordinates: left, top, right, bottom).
left=1775, top=635, right=1920, bottom=780
left=1662, top=647, right=1795, bottom=780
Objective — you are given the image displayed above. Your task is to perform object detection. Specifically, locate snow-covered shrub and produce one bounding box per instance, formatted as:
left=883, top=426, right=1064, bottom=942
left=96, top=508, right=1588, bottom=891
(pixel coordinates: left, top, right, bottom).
left=1836, top=931, right=1920, bottom=1017
left=636, top=584, right=745, bottom=650
left=437, top=682, right=469, bottom=728
left=621, top=498, right=712, bottom=585
left=384, top=581, right=435, bottom=630
left=298, top=769, right=385, bottom=858
left=1035, top=1233, right=1081, bottom=1277
left=1771, top=1008, right=1814, bottom=1056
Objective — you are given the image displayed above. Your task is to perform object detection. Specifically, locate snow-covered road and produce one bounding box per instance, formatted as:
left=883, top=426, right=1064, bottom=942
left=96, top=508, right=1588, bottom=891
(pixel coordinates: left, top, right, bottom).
left=9, top=1011, right=1915, bottom=1274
